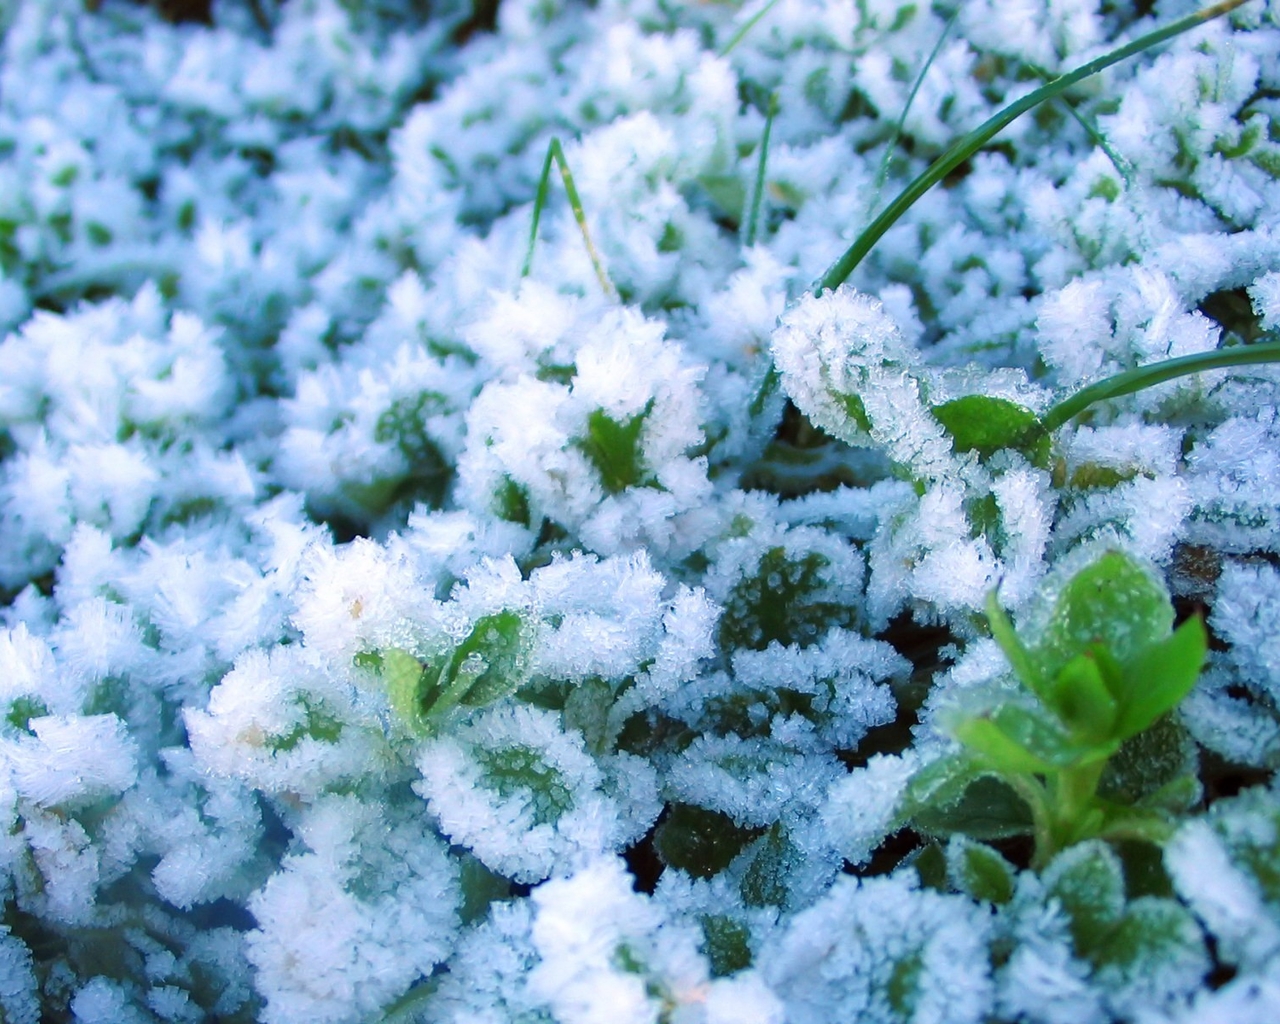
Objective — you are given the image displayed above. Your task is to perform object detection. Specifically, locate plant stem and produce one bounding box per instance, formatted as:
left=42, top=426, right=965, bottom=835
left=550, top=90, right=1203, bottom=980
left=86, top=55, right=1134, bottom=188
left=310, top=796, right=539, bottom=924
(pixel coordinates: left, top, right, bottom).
left=813, top=0, right=1248, bottom=296
left=869, top=6, right=961, bottom=217
left=719, top=0, right=781, bottom=57
left=1040, top=339, right=1280, bottom=433
left=522, top=137, right=616, bottom=300
left=745, top=93, right=778, bottom=248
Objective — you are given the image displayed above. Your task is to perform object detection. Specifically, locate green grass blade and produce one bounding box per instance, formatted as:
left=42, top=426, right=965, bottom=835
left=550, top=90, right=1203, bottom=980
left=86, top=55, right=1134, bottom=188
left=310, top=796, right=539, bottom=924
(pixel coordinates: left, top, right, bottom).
left=522, top=137, right=617, bottom=300
left=719, top=0, right=781, bottom=57
left=1040, top=339, right=1280, bottom=433
left=869, top=6, right=961, bottom=215
left=814, top=0, right=1248, bottom=296
left=1054, top=96, right=1136, bottom=189
left=745, top=93, right=779, bottom=248
left=521, top=141, right=557, bottom=279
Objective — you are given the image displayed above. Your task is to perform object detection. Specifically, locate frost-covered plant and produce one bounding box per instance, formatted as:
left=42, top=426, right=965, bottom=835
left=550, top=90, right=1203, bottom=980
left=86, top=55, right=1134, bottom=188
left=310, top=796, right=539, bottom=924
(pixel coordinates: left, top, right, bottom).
left=906, top=549, right=1207, bottom=867
left=2, top=0, right=1280, bottom=1020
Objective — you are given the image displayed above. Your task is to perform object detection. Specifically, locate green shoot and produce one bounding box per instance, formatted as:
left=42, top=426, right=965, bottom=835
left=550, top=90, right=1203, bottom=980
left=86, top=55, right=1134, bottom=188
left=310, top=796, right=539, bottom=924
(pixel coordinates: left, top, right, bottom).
left=744, top=93, right=778, bottom=248
left=522, top=136, right=617, bottom=300
left=814, top=0, right=1249, bottom=295
left=719, top=0, right=781, bottom=58
left=919, top=338, right=1280, bottom=469
left=868, top=6, right=961, bottom=217
left=1038, top=339, right=1280, bottom=433
left=1054, top=96, right=1136, bottom=189
left=371, top=610, right=534, bottom=736
left=903, top=551, right=1208, bottom=868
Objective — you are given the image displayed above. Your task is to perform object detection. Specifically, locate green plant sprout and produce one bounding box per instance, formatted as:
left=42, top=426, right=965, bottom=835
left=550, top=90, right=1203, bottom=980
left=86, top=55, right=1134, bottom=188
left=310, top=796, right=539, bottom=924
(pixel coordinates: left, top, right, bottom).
left=522, top=136, right=617, bottom=299
left=904, top=550, right=1208, bottom=868
left=360, top=610, right=535, bottom=736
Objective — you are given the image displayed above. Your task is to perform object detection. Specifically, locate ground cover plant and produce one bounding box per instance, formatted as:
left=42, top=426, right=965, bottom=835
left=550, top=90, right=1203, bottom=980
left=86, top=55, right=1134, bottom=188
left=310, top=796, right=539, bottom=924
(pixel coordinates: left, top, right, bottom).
left=0, top=0, right=1279, bottom=1021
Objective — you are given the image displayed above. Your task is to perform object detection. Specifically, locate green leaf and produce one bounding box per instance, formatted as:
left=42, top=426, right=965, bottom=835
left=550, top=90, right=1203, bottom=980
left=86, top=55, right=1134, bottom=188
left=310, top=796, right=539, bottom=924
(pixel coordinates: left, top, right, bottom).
left=1033, top=551, right=1173, bottom=678
left=1043, top=840, right=1126, bottom=957
left=382, top=648, right=438, bottom=735
left=1099, top=715, right=1198, bottom=807
left=986, top=592, right=1047, bottom=697
left=1047, top=654, right=1118, bottom=741
left=910, top=774, right=1036, bottom=841
left=577, top=400, right=655, bottom=494
left=954, top=702, right=1097, bottom=772
left=380, top=611, right=533, bottom=735
left=1112, top=616, right=1207, bottom=740
left=1091, top=896, right=1206, bottom=977
left=955, top=715, right=1056, bottom=774
left=474, top=743, right=574, bottom=826
left=654, top=804, right=764, bottom=880
left=453, top=610, right=533, bottom=708
left=700, top=915, right=753, bottom=977
left=930, top=395, right=1049, bottom=466
left=901, top=752, right=995, bottom=822
left=947, top=837, right=1017, bottom=904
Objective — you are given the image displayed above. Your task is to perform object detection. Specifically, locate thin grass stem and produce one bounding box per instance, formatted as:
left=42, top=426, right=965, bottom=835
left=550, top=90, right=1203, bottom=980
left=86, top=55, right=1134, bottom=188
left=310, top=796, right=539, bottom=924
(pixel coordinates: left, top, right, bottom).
left=745, top=93, right=779, bottom=248
left=1054, top=96, right=1136, bottom=188
left=521, top=137, right=617, bottom=300
left=1040, top=339, right=1280, bottom=433
left=719, top=0, right=781, bottom=57
left=869, top=6, right=961, bottom=215
left=814, top=0, right=1248, bottom=296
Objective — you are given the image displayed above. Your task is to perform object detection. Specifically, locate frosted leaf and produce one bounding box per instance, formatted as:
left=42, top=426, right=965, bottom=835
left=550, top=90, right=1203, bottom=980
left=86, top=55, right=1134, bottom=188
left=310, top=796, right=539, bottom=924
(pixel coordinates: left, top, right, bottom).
left=16, top=808, right=100, bottom=926
left=291, top=537, right=442, bottom=663
left=528, top=857, right=714, bottom=1024
left=246, top=795, right=459, bottom=1024
left=1166, top=785, right=1280, bottom=971
left=1185, top=408, right=1280, bottom=554
left=1250, top=271, right=1280, bottom=332
left=415, top=704, right=634, bottom=884
left=1179, top=663, right=1280, bottom=770
left=1211, top=561, right=1280, bottom=704
left=820, top=752, right=921, bottom=867
left=425, top=900, right=549, bottom=1024
left=666, top=735, right=846, bottom=829
left=186, top=646, right=387, bottom=798
left=763, top=872, right=993, bottom=1024
left=0, top=927, right=38, bottom=1024
left=770, top=285, right=918, bottom=450
left=70, top=977, right=151, bottom=1024
left=4, top=714, right=137, bottom=809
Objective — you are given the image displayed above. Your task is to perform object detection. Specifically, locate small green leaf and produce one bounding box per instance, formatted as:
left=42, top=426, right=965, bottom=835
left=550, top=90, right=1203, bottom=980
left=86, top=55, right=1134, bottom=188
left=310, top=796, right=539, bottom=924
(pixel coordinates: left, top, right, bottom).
left=931, top=395, right=1050, bottom=465
left=1112, top=616, right=1207, bottom=739
left=947, top=837, right=1017, bottom=904
left=1048, top=654, right=1118, bottom=741
left=453, top=609, right=533, bottom=708
left=700, top=915, right=753, bottom=977
left=1034, top=551, right=1173, bottom=678
left=654, top=804, right=764, bottom=880
left=954, top=702, right=1097, bottom=772
left=577, top=400, right=654, bottom=494
left=910, top=774, right=1036, bottom=841
left=380, top=611, right=532, bottom=735
left=900, top=753, right=995, bottom=821
left=382, top=648, right=437, bottom=735
left=1043, top=840, right=1126, bottom=957
left=1091, top=896, right=1206, bottom=978
left=474, top=743, right=574, bottom=826
left=986, top=592, right=1047, bottom=697
left=955, top=716, right=1056, bottom=774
